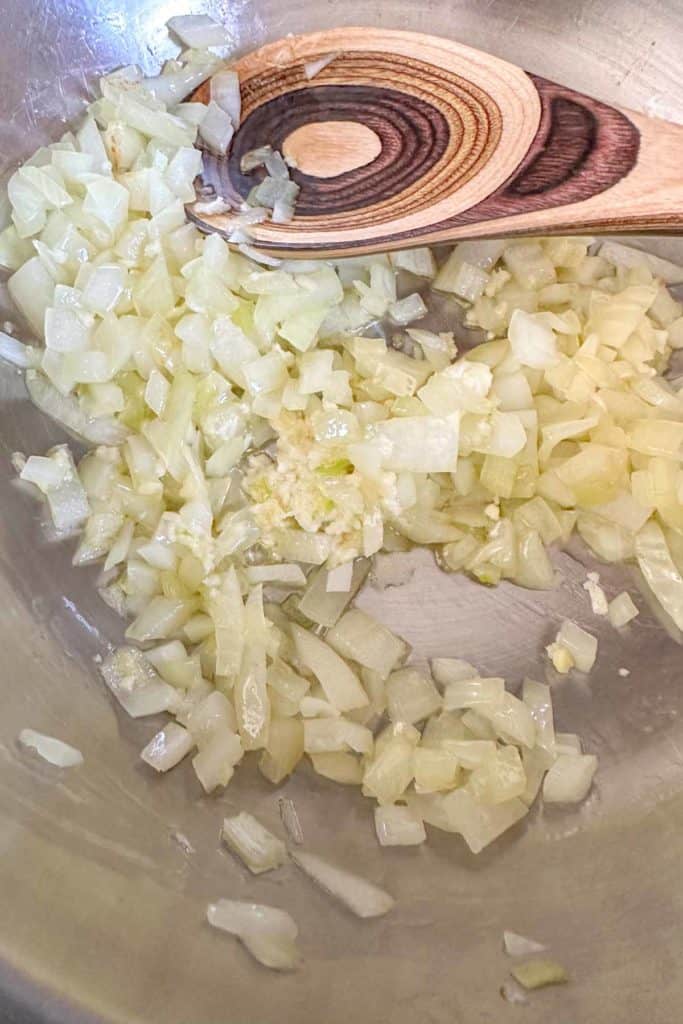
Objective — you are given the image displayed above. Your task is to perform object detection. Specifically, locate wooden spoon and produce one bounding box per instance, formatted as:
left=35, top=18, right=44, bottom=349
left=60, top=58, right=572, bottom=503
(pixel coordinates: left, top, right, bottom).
left=188, top=27, right=683, bottom=258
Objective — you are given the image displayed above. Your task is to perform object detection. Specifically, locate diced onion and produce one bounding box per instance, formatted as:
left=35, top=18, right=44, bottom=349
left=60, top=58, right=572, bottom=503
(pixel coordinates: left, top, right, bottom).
left=290, top=850, right=394, bottom=918
left=221, top=811, right=287, bottom=874
left=207, top=899, right=301, bottom=971
left=543, top=753, right=597, bottom=803
left=18, top=729, right=83, bottom=767
left=503, top=931, right=546, bottom=957
left=374, top=805, right=426, bottom=846
left=303, top=52, right=340, bottom=79
left=608, top=591, right=639, bottom=628
left=511, top=959, right=568, bottom=990
left=140, top=722, right=194, bottom=772
left=167, top=15, right=233, bottom=48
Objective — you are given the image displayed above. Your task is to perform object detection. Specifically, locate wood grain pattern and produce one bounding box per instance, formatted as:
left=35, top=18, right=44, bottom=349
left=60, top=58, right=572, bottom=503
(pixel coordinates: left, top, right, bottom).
left=188, top=27, right=683, bottom=257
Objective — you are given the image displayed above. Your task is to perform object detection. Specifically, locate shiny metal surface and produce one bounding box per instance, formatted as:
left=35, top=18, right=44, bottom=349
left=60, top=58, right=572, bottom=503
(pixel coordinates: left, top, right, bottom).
left=1, top=2, right=683, bottom=1022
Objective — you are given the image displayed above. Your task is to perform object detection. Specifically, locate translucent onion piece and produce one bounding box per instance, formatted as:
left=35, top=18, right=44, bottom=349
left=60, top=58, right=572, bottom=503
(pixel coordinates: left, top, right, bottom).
left=503, top=931, right=547, bottom=957
left=207, top=900, right=301, bottom=971
left=26, top=371, right=129, bottom=445
left=0, top=330, right=34, bottom=367
left=608, top=591, right=639, bottom=628
left=510, top=959, right=569, bottom=990
left=374, top=805, right=426, bottom=846
left=635, top=520, right=683, bottom=630
left=167, top=15, right=232, bottom=48
left=99, top=647, right=177, bottom=718
left=543, top=753, right=597, bottom=803
left=325, top=609, right=409, bottom=679
left=290, top=850, right=394, bottom=918
left=140, top=722, right=194, bottom=772
left=278, top=797, right=304, bottom=845
left=18, top=729, right=83, bottom=767
left=553, top=619, right=598, bottom=673
left=303, top=51, right=340, bottom=79
left=221, top=811, right=287, bottom=874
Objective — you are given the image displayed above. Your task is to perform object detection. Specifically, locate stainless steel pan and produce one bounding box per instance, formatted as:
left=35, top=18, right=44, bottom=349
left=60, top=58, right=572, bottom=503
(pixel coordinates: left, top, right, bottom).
left=1, top=2, right=682, bottom=1021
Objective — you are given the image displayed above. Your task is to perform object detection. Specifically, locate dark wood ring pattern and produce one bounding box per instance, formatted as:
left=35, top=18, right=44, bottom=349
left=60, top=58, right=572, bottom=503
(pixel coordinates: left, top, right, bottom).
left=226, top=85, right=451, bottom=215
left=442, top=74, right=641, bottom=232
left=192, top=51, right=503, bottom=229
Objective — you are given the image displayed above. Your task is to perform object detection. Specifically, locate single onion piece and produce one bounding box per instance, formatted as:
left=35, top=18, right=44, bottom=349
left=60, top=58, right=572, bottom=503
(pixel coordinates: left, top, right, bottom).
left=18, top=729, right=83, bottom=767
left=278, top=797, right=304, bottom=845
left=290, top=849, right=394, bottom=918
left=245, top=563, right=307, bottom=587
left=210, top=70, right=241, bottom=127
left=503, top=931, right=547, bottom=957
left=207, top=899, right=301, bottom=971
left=325, top=562, right=353, bottom=593
left=554, top=619, right=598, bottom=673
left=140, top=722, right=194, bottom=772
left=221, top=811, right=288, bottom=874
left=543, top=753, right=597, bottom=803
left=608, top=591, right=639, bottom=628
left=510, top=959, right=569, bottom=990
left=0, top=330, right=35, bottom=368
left=374, top=805, right=426, bottom=846
left=303, top=51, right=340, bottom=80
left=199, top=101, right=234, bottom=155
left=167, top=14, right=232, bottom=48
left=325, top=609, right=409, bottom=679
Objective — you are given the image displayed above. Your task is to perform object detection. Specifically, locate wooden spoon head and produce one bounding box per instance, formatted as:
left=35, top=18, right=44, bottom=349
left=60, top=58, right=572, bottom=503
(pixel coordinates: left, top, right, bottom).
left=188, top=27, right=652, bottom=258
left=188, top=27, right=545, bottom=257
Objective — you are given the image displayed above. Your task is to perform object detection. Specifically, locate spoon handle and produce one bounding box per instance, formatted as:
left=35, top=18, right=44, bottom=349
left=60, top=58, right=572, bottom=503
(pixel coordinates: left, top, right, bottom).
left=191, top=28, right=683, bottom=257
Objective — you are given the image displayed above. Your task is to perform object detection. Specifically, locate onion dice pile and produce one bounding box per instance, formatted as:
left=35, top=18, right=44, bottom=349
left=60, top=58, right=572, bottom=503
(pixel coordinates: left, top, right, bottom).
left=3, top=30, right=683, bottom=859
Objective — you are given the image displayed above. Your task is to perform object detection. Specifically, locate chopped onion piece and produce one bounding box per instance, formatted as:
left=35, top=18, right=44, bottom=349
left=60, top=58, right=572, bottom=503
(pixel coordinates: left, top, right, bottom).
left=221, top=811, right=287, bottom=874
left=167, top=15, right=232, bottom=48
left=511, top=959, right=569, bottom=990
left=303, top=718, right=373, bottom=755
left=207, top=900, right=301, bottom=971
left=543, top=753, right=597, bottom=803
left=598, top=239, right=683, bottom=285
left=291, top=624, right=368, bottom=712
left=199, top=101, right=234, bottom=155
left=608, top=591, right=639, bottom=628
left=99, top=647, right=177, bottom=718
left=210, top=70, right=241, bottom=127
left=635, top=520, right=683, bottom=630
left=553, top=619, right=598, bottom=673
left=303, top=51, right=340, bottom=79
left=325, top=561, right=353, bottom=593
left=290, top=850, right=394, bottom=918
left=192, top=728, right=243, bottom=793
left=310, top=750, right=363, bottom=784
left=443, top=677, right=504, bottom=710
left=0, top=330, right=34, bottom=368
left=374, top=805, right=426, bottom=846
left=583, top=572, right=608, bottom=616
left=326, top=609, right=409, bottom=679
left=18, top=729, right=83, bottom=767
left=278, top=797, right=304, bottom=845
left=140, top=722, right=194, bottom=772
left=503, top=931, right=547, bottom=957
left=245, top=563, right=307, bottom=587
left=298, top=559, right=370, bottom=627
left=430, top=658, right=479, bottom=687
left=386, top=668, right=442, bottom=724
